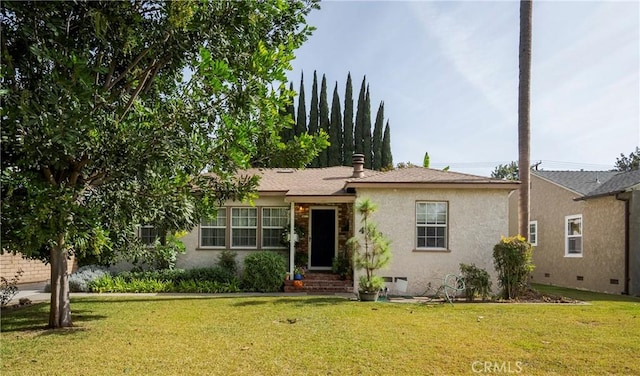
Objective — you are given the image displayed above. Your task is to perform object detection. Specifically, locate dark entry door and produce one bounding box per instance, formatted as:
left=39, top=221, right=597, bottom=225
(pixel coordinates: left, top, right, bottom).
left=310, top=209, right=336, bottom=269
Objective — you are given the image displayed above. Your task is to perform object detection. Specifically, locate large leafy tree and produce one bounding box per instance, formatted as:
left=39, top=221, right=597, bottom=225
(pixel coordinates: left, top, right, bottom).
left=614, top=147, right=640, bottom=171
left=1, top=0, right=322, bottom=328
left=518, top=0, right=533, bottom=240
left=492, top=161, right=519, bottom=180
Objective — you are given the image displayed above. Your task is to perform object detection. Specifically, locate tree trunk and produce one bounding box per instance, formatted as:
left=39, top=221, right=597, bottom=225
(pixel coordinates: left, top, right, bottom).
left=518, top=0, right=533, bottom=240
left=49, top=233, right=72, bottom=328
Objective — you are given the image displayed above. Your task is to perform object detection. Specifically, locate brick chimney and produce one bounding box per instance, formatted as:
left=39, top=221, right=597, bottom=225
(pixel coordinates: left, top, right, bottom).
left=352, top=154, right=365, bottom=178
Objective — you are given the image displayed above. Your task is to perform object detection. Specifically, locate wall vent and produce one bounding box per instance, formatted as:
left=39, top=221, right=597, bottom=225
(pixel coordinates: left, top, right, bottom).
left=610, top=279, right=619, bottom=285
left=544, top=273, right=550, bottom=278
left=576, top=276, right=584, bottom=281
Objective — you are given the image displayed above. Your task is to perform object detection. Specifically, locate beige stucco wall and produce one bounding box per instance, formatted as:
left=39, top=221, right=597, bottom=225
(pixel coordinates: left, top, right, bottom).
left=352, top=188, right=512, bottom=295
left=176, top=196, right=290, bottom=271
left=530, top=175, right=626, bottom=294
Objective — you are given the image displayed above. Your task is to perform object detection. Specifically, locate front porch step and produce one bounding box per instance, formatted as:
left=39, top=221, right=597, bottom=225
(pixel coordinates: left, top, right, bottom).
left=284, top=272, right=353, bottom=293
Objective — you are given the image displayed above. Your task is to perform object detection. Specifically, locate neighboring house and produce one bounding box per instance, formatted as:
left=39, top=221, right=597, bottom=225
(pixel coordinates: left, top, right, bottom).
left=529, top=170, right=640, bottom=296
left=173, top=155, right=518, bottom=295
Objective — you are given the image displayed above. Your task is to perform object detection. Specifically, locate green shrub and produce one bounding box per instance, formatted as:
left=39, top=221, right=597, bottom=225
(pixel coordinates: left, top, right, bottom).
left=242, top=252, right=287, bottom=292
left=0, top=269, right=23, bottom=307
left=217, top=250, right=238, bottom=276
left=183, top=267, right=235, bottom=283
left=459, top=263, right=492, bottom=301
left=493, top=235, right=534, bottom=299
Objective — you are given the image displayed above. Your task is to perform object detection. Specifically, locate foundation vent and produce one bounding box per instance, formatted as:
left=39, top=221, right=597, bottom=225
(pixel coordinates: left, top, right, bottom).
left=576, top=276, right=584, bottom=281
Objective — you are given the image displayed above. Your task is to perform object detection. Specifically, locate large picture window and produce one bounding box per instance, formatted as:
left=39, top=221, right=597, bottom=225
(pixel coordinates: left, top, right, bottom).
left=565, top=215, right=582, bottom=257
left=416, top=202, right=448, bottom=249
left=200, top=208, right=227, bottom=248
left=231, top=208, right=257, bottom=248
left=262, top=207, right=289, bottom=248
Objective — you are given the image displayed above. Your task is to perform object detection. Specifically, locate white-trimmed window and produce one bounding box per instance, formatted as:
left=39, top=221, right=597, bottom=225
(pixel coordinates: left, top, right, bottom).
left=529, top=221, right=538, bottom=246
left=262, top=207, right=289, bottom=248
left=231, top=207, right=257, bottom=248
left=200, top=208, right=227, bottom=248
left=416, top=202, right=448, bottom=249
left=565, top=215, right=582, bottom=257
left=140, top=225, right=158, bottom=246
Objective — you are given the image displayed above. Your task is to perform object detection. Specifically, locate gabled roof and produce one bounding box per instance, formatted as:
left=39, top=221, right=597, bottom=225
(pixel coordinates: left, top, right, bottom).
left=582, top=169, right=640, bottom=199
left=532, top=170, right=618, bottom=195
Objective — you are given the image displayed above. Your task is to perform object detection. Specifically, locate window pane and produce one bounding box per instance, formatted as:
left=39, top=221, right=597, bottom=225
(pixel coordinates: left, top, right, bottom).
left=140, top=226, right=157, bottom=246
left=568, top=218, right=581, bottom=235
left=232, top=228, right=257, bottom=247
left=263, top=228, right=283, bottom=248
left=201, top=228, right=225, bottom=247
left=568, top=237, right=582, bottom=254
left=416, top=202, right=448, bottom=249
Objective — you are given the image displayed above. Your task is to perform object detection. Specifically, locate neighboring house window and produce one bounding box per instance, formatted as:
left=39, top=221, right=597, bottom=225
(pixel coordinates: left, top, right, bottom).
left=200, top=208, right=227, bottom=248
left=416, top=202, right=448, bottom=249
left=140, top=225, right=158, bottom=246
left=231, top=207, right=257, bottom=248
left=565, top=215, right=582, bottom=257
left=529, top=221, right=538, bottom=246
left=262, top=207, right=289, bottom=248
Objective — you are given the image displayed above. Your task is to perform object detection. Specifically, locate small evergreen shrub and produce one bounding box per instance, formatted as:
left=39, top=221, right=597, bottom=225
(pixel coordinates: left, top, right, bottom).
left=217, top=250, right=238, bottom=276
left=242, top=252, right=287, bottom=292
left=459, top=263, right=492, bottom=301
left=68, top=265, right=111, bottom=292
left=493, top=235, right=534, bottom=299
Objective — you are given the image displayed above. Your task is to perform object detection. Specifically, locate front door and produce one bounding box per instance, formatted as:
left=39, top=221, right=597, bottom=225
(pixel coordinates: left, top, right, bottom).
left=310, top=208, right=336, bottom=269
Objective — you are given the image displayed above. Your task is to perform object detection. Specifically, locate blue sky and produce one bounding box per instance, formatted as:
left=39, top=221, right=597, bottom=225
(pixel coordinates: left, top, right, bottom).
left=287, top=0, right=639, bottom=176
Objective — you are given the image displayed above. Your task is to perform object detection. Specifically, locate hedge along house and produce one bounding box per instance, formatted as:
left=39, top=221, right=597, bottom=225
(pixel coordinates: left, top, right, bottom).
left=528, top=170, right=640, bottom=296
left=175, top=155, right=519, bottom=295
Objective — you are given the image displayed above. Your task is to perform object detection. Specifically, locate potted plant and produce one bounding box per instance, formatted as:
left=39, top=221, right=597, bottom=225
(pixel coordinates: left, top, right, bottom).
left=347, top=198, right=391, bottom=302
left=293, top=265, right=306, bottom=280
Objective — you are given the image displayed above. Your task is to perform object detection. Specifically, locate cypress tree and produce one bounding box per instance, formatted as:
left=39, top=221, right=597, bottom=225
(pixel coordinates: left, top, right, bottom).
left=318, top=74, right=329, bottom=167
left=280, top=82, right=296, bottom=142
left=381, top=120, right=393, bottom=169
left=329, top=82, right=343, bottom=166
left=343, top=73, right=354, bottom=165
left=308, top=71, right=319, bottom=167
left=354, top=76, right=366, bottom=154
left=363, top=86, right=372, bottom=169
left=372, top=101, right=384, bottom=170
left=295, top=72, right=307, bottom=136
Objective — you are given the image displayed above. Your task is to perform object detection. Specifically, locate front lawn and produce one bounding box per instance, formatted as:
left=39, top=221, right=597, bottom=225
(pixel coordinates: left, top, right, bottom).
left=1, top=285, right=638, bottom=375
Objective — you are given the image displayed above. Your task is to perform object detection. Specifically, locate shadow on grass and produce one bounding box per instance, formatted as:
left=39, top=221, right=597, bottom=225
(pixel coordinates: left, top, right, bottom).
left=533, top=284, right=640, bottom=303
left=0, top=304, right=106, bottom=334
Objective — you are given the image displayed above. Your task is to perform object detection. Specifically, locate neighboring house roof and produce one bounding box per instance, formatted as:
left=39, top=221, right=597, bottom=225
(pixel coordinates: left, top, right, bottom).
left=532, top=170, right=640, bottom=199
left=532, top=170, right=618, bottom=195
left=228, top=166, right=518, bottom=203
left=581, top=169, right=640, bottom=199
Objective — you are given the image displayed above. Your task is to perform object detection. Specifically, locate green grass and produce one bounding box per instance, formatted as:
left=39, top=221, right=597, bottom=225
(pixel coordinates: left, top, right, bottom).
left=1, top=285, right=639, bottom=375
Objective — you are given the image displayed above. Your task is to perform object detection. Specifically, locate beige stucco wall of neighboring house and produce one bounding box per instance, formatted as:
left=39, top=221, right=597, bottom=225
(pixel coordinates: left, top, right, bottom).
left=530, top=175, right=626, bottom=294
left=353, top=188, right=511, bottom=295
left=508, top=190, right=520, bottom=237
left=177, top=196, right=290, bottom=271
left=629, top=190, right=640, bottom=296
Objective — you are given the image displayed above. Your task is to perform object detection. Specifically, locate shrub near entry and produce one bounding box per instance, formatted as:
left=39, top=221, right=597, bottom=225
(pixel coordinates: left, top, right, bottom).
left=242, top=252, right=287, bottom=292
